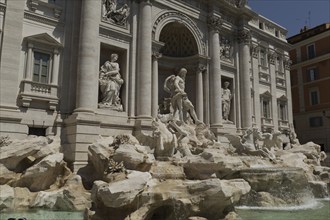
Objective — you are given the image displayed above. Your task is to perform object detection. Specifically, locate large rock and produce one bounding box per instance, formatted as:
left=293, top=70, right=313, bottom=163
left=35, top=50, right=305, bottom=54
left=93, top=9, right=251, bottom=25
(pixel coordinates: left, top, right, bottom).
left=183, top=150, right=245, bottom=179
left=308, top=181, right=329, bottom=198
left=0, top=136, right=49, bottom=171
left=288, top=142, right=325, bottom=165
left=13, top=187, right=37, bottom=210
left=0, top=185, right=14, bottom=211
left=92, top=171, right=152, bottom=208
left=0, top=163, right=20, bottom=185
left=113, top=144, right=155, bottom=172
left=88, top=137, right=115, bottom=178
left=32, top=175, right=91, bottom=211
left=16, top=153, right=71, bottom=191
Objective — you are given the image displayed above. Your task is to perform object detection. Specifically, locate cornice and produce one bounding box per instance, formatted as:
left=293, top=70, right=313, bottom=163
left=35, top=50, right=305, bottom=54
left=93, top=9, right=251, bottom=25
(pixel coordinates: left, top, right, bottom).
left=24, top=10, right=61, bottom=27
left=99, top=25, right=132, bottom=43
left=291, top=53, right=330, bottom=70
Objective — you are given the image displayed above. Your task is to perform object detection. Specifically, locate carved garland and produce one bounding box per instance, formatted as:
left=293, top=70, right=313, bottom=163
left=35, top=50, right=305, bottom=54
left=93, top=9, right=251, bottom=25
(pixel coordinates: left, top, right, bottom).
left=152, top=11, right=206, bottom=56
left=250, top=45, right=259, bottom=59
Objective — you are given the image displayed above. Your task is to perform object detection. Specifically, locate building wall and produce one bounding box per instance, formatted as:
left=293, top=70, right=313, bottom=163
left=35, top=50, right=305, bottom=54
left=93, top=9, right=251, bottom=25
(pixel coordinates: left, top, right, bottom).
left=288, top=24, right=330, bottom=153
left=0, top=0, right=292, bottom=170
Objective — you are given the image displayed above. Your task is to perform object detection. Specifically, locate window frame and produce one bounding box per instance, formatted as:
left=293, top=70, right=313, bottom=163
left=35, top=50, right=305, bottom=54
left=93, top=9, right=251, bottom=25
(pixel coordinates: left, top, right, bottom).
left=32, top=50, right=52, bottom=84
left=307, top=67, right=319, bottom=82
left=307, top=44, right=316, bottom=59
left=309, top=88, right=320, bottom=106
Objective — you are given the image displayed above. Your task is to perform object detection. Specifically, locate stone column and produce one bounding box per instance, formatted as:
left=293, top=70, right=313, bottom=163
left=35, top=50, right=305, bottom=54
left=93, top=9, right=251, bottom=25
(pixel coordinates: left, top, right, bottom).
left=268, top=51, right=278, bottom=131
left=0, top=0, right=25, bottom=109
left=51, top=49, right=60, bottom=85
left=136, top=0, right=153, bottom=119
left=284, top=57, right=294, bottom=125
left=207, top=16, right=222, bottom=127
left=196, top=64, right=205, bottom=122
left=251, top=44, right=261, bottom=128
left=25, top=43, right=34, bottom=80
left=74, top=0, right=100, bottom=113
left=152, top=52, right=161, bottom=118
left=238, top=29, right=252, bottom=130
left=128, top=0, right=138, bottom=117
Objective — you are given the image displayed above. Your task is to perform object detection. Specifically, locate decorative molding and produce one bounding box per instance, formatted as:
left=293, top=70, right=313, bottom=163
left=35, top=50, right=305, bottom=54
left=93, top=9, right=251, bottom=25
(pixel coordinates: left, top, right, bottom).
left=283, top=58, right=292, bottom=70
left=237, top=29, right=251, bottom=44
left=223, top=0, right=247, bottom=8
left=250, top=44, right=259, bottom=58
left=207, top=15, right=222, bottom=32
left=27, top=0, right=62, bottom=19
left=99, top=26, right=132, bottom=43
left=24, top=11, right=61, bottom=27
left=267, top=51, right=276, bottom=65
left=0, top=3, right=6, bottom=13
left=197, top=63, right=207, bottom=73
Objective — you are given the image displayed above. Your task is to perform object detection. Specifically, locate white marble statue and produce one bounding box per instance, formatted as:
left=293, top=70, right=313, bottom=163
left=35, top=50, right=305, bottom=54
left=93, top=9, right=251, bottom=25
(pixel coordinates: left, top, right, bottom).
left=164, top=68, right=201, bottom=124
left=221, top=81, right=233, bottom=123
left=98, top=53, right=124, bottom=111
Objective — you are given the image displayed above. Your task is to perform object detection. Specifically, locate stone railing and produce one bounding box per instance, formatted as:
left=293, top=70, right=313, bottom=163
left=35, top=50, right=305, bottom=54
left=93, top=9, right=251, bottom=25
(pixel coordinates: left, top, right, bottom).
left=278, top=120, right=289, bottom=128
left=262, top=117, right=273, bottom=125
left=19, top=80, right=59, bottom=110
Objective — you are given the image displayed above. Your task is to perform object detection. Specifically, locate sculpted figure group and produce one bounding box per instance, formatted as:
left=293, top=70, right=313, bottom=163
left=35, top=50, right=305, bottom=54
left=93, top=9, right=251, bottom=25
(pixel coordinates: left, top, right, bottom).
left=102, top=0, right=130, bottom=26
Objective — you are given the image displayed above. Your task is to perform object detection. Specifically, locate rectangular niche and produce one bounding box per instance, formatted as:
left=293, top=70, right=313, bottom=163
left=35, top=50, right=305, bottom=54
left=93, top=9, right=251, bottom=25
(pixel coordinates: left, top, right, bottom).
left=99, top=43, right=128, bottom=113
left=221, top=76, right=235, bottom=124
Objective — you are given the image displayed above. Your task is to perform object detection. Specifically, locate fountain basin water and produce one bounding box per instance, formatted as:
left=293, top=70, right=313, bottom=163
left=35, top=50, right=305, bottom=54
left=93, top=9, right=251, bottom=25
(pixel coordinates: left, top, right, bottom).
left=231, top=167, right=313, bottom=207
left=236, top=199, right=330, bottom=220
left=0, top=209, right=83, bottom=220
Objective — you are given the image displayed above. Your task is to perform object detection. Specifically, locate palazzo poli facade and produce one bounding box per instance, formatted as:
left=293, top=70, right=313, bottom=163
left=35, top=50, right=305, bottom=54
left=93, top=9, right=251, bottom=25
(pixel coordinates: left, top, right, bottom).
left=0, top=0, right=293, bottom=170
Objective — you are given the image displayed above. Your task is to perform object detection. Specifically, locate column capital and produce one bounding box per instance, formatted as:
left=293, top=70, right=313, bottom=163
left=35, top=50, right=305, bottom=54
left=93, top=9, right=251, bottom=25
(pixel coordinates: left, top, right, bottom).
left=250, top=44, right=259, bottom=59
left=267, top=51, right=277, bottom=65
left=283, top=57, right=292, bottom=70
left=207, top=15, right=222, bottom=32
left=237, top=29, right=251, bottom=45
left=197, top=63, right=207, bottom=73
left=152, top=51, right=162, bottom=59
left=27, top=42, right=34, bottom=48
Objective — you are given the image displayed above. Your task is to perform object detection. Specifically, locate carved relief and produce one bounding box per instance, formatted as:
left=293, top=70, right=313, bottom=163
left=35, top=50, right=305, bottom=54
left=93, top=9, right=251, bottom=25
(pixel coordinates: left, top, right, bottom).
left=220, top=36, right=233, bottom=62
left=237, top=29, right=251, bottom=44
left=102, top=0, right=130, bottom=26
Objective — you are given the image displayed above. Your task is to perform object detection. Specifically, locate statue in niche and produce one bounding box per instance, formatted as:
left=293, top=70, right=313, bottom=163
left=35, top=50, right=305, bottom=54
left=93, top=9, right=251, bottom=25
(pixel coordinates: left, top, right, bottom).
left=164, top=68, right=201, bottom=124
left=98, top=53, right=124, bottom=111
left=221, top=81, right=233, bottom=124
left=220, top=37, right=233, bottom=62
left=102, top=0, right=130, bottom=26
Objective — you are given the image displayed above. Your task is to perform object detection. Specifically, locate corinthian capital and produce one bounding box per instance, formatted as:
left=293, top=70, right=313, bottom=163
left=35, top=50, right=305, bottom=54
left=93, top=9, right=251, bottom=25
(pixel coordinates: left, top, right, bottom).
left=207, top=15, right=222, bottom=32
left=237, top=29, right=251, bottom=44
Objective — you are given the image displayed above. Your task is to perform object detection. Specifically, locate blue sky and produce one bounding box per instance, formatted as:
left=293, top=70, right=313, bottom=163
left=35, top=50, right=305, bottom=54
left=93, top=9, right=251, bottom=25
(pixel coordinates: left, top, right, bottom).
left=247, top=0, right=330, bottom=37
